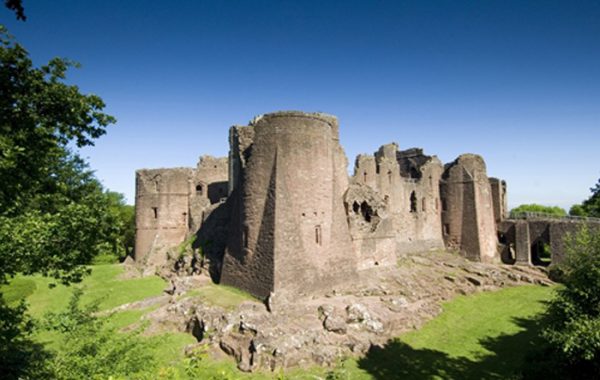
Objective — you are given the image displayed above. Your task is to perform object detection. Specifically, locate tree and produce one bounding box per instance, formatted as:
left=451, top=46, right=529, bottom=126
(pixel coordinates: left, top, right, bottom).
left=4, top=0, right=25, bottom=21
left=570, top=178, right=600, bottom=218
left=510, top=204, right=567, bottom=218
left=542, top=227, right=600, bottom=377
left=0, top=26, right=117, bottom=378
left=0, top=25, right=116, bottom=284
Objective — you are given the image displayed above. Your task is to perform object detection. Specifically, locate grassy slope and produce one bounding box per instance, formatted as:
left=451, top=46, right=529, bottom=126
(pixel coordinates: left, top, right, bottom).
left=1, top=265, right=197, bottom=366
left=2, top=265, right=166, bottom=316
left=354, top=285, right=555, bottom=380
left=2, top=266, right=555, bottom=379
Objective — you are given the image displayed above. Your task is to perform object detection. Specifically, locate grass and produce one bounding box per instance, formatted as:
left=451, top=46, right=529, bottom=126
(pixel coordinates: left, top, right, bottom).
left=2, top=265, right=556, bottom=379
left=357, top=285, right=555, bottom=379
left=3, top=264, right=166, bottom=317
left=182, top=283, right=261, bottom=310
left=0, top=264, right=194, bottom=360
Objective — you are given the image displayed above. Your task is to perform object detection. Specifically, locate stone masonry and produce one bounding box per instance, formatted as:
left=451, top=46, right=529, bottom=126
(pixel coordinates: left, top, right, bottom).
left=135, top=111, right=515, bottom=299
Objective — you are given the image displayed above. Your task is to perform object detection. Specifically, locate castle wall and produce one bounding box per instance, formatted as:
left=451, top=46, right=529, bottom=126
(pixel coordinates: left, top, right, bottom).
left=350, top=145, right=445, bottom=264
left=440, top=154, right=498, bottom=263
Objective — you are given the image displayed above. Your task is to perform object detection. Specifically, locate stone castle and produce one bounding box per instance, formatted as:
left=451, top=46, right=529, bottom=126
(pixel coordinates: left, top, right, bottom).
left=134, top=111, right=590, bottom=300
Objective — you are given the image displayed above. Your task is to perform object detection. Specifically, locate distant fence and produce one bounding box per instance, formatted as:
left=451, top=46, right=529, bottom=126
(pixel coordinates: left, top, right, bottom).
left=509, top=211, right=600, bottom=223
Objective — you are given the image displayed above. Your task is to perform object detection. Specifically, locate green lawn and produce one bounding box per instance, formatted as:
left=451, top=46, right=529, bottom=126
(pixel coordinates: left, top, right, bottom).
left=356, top=285, right=555, bottom=380
left=2, top=264, right=166, bottom=317
left=2, top=265, right=555, bottom=379
left=1, top=264, right=198, bottom=366
left=181, top=283, right=260, bottom=310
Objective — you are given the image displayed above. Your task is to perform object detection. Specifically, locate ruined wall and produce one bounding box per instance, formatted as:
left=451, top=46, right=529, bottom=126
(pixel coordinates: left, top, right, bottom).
left=221, top=112, right=357, bottom=299
left=440, top=154, right=498, bottom=263
left=489, top=178, right=507, bottom=224
left=134, top=156, right=229, bottom=271
left=189, top=156, right=229, bottom=232
left=499, top=219, right=600, bottom=265
left=135, top=168, right=193, bottom=268
left=349, top=145, right=445, bottom=267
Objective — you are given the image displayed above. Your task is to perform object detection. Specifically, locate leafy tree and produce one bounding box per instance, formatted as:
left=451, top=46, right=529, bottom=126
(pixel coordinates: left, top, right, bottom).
left=510, top=204, right=567, bottom=218
left=542, top=227, right=600, bottom=377
left=0, top=25, right=116, bottom=284
left=569, top=178, right=600, bottom=218
left=0, top=25, right=119, bottom=378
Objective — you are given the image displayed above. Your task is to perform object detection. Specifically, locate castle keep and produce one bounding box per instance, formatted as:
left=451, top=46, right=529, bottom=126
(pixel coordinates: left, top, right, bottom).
left=135, top=111, right=509, bottom=299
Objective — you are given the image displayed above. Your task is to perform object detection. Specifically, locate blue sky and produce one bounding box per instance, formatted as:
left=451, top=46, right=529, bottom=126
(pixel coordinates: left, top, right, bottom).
left=2, top=0, right=599, bottom=209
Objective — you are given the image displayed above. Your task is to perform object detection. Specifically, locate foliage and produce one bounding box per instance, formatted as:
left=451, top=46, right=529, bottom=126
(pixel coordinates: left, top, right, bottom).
left=0, top=25, right=117, bottom=285
left=510, top=204, right=567, bottom=218
left=4, top=0, right=25, bottom=21
left=542, top=227, right=600, bottom=376
left=569, top=178, right=600, bottom=218
left=44, top=289, right=158, bottom=380
left=0, top=297, right=52, bottom=379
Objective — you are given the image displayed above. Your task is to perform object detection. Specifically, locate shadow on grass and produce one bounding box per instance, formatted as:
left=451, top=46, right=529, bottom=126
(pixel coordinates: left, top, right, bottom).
left=358, top=316, right=546, bottom=380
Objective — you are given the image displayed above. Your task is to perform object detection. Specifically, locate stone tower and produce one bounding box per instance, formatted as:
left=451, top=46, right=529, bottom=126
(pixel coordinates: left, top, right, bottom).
left=134, top=168, right=193, bottom=268
left=220, top=112, right=356, bottom=299
left=440, top=154, right=498, bottom=263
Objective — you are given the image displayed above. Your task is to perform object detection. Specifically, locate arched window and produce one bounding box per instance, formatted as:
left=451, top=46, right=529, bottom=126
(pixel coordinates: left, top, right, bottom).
left=196, top=184, right=203, bottom=195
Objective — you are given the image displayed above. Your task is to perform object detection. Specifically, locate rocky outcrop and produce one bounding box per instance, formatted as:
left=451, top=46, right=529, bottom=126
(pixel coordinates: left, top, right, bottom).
left=139, top=250, right=552, bottom=372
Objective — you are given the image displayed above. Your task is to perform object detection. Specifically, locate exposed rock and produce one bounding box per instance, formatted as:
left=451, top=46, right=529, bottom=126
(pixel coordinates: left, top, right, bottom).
left=139, top=250, right=554, bottom=372
left=346, top=303, right=371, bottom=323
left=465, top=276, right=482, bottom=286
left=323, top=315, right=347, bottom=334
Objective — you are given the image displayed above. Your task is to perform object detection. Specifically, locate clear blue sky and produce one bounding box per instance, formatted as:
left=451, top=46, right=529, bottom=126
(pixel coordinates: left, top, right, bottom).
left=3, top=1, right=599, bottom=209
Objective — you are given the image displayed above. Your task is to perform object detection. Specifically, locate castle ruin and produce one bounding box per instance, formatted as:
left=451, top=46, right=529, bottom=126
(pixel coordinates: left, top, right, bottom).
left=134, top=111, right=576, bottom=300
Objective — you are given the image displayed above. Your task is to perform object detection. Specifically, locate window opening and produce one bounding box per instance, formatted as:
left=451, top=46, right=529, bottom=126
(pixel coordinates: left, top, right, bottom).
left=315, top=225, right=322, bottom=245
left=410, top=192, right=417, bottom=213
left=443, top=224, right=450, bottom=235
